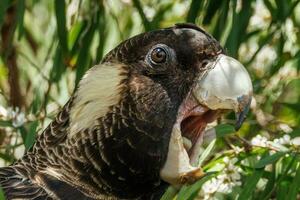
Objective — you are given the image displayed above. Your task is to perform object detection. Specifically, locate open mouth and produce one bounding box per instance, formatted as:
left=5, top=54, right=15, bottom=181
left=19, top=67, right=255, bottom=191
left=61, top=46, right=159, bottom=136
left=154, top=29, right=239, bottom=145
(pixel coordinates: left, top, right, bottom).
left=178, top=94, right=222, bottom=166
left=159, top=93, right=223, bottom=185
left=159, top=54, right=253, bottom=186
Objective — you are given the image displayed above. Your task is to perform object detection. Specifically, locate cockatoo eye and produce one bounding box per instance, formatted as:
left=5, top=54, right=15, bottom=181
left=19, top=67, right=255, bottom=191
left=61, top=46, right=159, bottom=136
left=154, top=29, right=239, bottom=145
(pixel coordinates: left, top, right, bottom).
left=150, top=47, right=167, bottom=64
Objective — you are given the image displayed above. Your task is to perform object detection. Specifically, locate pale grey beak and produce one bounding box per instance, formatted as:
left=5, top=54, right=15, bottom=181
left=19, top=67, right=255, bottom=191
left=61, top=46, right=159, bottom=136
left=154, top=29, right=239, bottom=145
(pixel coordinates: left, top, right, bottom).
left=192, top=54, right=253, bottom=130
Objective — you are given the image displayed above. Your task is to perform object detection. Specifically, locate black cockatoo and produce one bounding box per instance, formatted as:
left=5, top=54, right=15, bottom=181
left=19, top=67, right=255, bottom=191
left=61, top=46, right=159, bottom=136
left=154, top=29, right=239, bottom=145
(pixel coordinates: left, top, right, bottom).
left=0, top=23, right=252, bottom=200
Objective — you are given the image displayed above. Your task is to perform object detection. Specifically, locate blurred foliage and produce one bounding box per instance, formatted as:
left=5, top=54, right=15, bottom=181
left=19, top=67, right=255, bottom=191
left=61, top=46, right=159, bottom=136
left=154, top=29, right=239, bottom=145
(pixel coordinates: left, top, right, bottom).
left=0, top=0, right=300, bottom=199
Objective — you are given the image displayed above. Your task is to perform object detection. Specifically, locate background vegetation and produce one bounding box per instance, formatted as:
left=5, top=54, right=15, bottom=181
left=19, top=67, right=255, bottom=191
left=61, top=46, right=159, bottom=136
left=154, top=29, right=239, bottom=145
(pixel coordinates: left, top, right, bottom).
left=0, top=0, right=300, bottom=199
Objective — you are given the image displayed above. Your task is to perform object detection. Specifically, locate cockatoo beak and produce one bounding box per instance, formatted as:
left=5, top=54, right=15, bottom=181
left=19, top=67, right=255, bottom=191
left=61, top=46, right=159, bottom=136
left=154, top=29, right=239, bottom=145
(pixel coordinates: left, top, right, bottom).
left=192, top=54, right=253, bottom=130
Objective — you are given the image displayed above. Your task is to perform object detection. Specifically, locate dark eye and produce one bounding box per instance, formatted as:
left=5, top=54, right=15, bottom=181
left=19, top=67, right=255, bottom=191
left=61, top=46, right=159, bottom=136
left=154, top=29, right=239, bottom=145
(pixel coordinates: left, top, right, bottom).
left=150, top=47, right=167, bottom=64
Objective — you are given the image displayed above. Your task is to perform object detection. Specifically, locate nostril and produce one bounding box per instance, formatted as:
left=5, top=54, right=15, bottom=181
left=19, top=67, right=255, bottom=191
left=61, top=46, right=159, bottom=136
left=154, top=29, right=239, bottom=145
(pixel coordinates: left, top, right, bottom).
left=200, top=59, right=211, bottom=70
left=202, top=60, right=209, bottom=66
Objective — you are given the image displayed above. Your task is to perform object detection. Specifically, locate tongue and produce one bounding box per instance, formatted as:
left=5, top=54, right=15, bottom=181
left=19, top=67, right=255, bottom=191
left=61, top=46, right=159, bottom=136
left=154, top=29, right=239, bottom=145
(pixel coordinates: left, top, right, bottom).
left=181, top=110, right=222, bottom=166
left=181, top=116, right=207, bottom=147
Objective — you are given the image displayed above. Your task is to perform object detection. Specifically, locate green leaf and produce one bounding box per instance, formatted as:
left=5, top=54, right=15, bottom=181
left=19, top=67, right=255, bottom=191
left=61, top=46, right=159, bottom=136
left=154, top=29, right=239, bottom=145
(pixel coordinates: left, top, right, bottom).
left=257, top=169, right=275, bottom=200
left=289, top=128, right=300, bottom=138
left=238, top=169, right=264, bottom=200
left=0, top=152, right=14, bottom=163
left=177, top=172, right=215, bottom=200
left=24, top=121, right=38, bottom=150
left=186, top=0, right=203, bottom=23
left=68, top=22, right=84, bottom=52
left=197, top=139, right=216, bottom=167
left=0, top=186, right=5, bottom=200
left=16, top=0, right=25, bottom=39
left=277, top=181, right=290, bottom=200
left=96, top=2, right=106, bottom=61
left=75, top=10, right=100, bottom=85
left=0, top=120, right=13, bottom=127
left=273, top=79, right=300, bottom=126
left=19, top=126, right=27, bottom=145
left=30, top=89, right=42, bottom=115
left=96, top=23, right=106, bottom=62
left=225, top=0, right=253, bottom=57
left=50, top=46, right=64, bottom=83
left=132, top=0, right=152, bottom=31
left=151, top=3, right=173, bottom=29
left=263, top=0, right=276, bottom=21
left=215, top=124, right=235, bottom=138
left=54, top=0, right=68, bottom=54
left=286, top=164, right=300, bottom=200
left=0, top=0, right=10, bottom=29
left=211, top=0, right=230, bottom=40
left=202, top=0, right=222, bottom=25
left=255, top=152, right=286, bottom=169
left=160, top=186, right=178, bottom=200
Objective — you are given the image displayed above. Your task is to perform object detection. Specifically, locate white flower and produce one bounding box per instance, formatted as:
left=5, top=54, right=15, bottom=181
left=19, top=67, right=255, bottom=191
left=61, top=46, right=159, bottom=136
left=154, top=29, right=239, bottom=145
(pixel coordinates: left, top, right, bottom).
left=283, top=134, right=291, bottom=144
left=251, top=135, right=268, bottom=147
left=0, top=105, right=8, bottom=118
left=223, top=157, right=230, bottom=164
left=255, top=46, right=277, bottom=67
left=251, top=134, right=292, bottom=151
left=121, top=0, right=131, bottom=4
left=202, top=178, right=220, bottom=194
left=232, top=146, right=244, bottom=154
left=291, top=137, right=300, bottom=146
left=199, top=157, right=243, bottom=198
left=6, top=107, right=25, bottom=128
left=13, top=112, right=25, bottom=127
left=218, top=182, right=232, bottom=193
left=223, top=158, right=242, bottom=182
left=144, top=6, right=155, bottom=20
left=278, top=123, right=293, bottom=133
left=249, top=0, right=270, bottom=29
left=6, top=107, right=14, bottom=119
left=273, top=134, right=291, bottom=145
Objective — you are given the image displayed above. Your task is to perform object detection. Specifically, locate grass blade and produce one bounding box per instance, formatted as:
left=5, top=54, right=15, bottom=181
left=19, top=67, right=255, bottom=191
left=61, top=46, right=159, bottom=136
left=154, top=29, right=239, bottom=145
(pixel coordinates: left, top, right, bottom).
left=238, top=169, right=264, bottom=200
left=160, top=186, right=177, bottom=200
left=50, top=46, right=64, bottom=83
left=16, top=0, right=25, bottom=39
left=0, top=120, right=13, bottom=127
left=277, top=181, right=289, bottom=200
left=132, top=0, right=152, bottom=31
left=177, top=172, right=215, bottom=200
left=186, top=0, right=203, bottom=23
left=286, top=163, right=300, bottom=200
left=255, top=152, right=286, bottom=169
left=75, top=10, right=99, bottom=85
left=24, top=121, right=38, bottom=150
left=257, top=170, right=275, bottom=200
left=54, top=0, right=68, bottom=54
left=225, top=0, right=252, bottom=57
left=197, top=139, right=216, bottom=167
left=215, top=124, right=235, bottom=138
left=0, top=186, right=5, bottom=200
left=0, top=0, right=9, bottom=29
left=202, top=0, right=222, bottom=25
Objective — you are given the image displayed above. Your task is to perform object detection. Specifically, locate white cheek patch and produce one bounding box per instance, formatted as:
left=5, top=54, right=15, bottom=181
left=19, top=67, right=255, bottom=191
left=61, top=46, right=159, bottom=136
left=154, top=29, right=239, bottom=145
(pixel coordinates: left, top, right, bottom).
left=69, top=63, right=126, bottom=136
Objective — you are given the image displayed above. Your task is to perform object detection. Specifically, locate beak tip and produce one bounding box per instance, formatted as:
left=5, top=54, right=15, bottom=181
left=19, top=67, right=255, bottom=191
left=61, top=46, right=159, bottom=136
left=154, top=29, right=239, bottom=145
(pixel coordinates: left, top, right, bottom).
left=235, top=117, right=244, bottom=131
left=235, top=96, right=252, bottom=131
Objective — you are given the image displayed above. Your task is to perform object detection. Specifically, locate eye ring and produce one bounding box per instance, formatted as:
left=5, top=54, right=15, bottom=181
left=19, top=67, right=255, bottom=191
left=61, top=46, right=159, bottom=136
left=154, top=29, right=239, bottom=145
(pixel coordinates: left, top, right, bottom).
left=149, top=47, right=167, bottom=64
